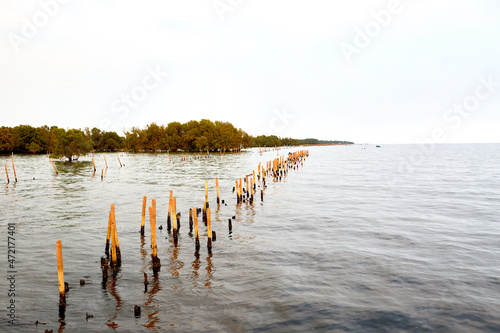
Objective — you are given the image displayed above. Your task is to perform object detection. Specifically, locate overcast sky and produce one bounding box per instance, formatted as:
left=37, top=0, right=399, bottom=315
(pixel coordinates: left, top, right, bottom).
left=1, top=0, right=499, bottom=143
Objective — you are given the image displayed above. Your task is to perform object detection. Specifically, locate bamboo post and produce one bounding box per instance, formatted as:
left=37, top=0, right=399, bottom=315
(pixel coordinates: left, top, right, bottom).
left=105, top=211, right=112, bottom=257
left=193, top=207, right=200, bottom=252
left=56, top=240, right=66, bottom=308
left=245, top=175, right=249, bottom=198
left=110, top=212, right=117, bottom=266
left=216, top=178, right=220, bottom=205
left=167, top=191, right=173, bottom=232
left=207, top=208, right=212, bottom=253
left=205, top=180, right=209, bottom=211
left=117, top=153, right=122, bottom=167
left=250, top=178, right=254, bottom=202
left=239, top=178, right=243, bottom=202
left=172, top=197, right=178, bottom=242
left=111, top=204, right=121, bottom=266
left=50, top=159, right=58, bottom=175
left=141, top=196, right=147, bottom=236
left=104, top=153, right=108, bottom=169
left=150, top=199, right=161, bottom=273
left=189, top=208, right=193, bottom=232
left=235, top=180, right=239, bottom=203
left=5, top=163, right=9, bottom=183
left=252, top=170, right=256, bottom=191
left=92, top=157, right=96, bottom=172
left=11, top=156, right=17, bottom=182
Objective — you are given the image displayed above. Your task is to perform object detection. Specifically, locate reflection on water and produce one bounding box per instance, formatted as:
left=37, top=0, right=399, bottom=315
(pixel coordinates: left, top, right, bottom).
left=144, top=274, right=162, bottom=332
left=106, top=269, right=122, bottom=331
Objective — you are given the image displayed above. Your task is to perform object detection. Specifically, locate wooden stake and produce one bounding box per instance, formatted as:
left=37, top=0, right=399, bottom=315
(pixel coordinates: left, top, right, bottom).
left=205, top=180, right=208, bottom=204
left=105, top=211, right=111, bottom=257
left=150, top=206, right=157, bottom=259
left=104, top=154, right=108, bottom=169
left=11, top=156, right=17, bottom=182
left=252, top=170, right=256, bottom=190
left=172, top=197, right=178, bottom=239
left=239, top=178, right=243, bottom=202
left=92, top=157, right=96, bottom=172
left=141, top=196, right=147, bottom=236
left=5, top=163, right=9, bottom=183
left=149, top=207, right=160, bottom=274
left=110, top=204, right=121, bottom=267
left=216, top=178, right=220, bottom=205
left=56, top=240, right=66, bottom=307
left=112, top=205, right=121, bottom=265
left=193, top=207, right=200, bottom=252
left=207, top=208, right=212, bottom=253
left=250, top=178, right=254, bottom=202
left=101, top=169, right=103, bottom=180
left=235, top=180, right=240, bottom=203
left=50, top=159, right=58, bottom=175
left=167, top=191, right=173, bottom=232
left=117, top=153, right=122, bottom=167
left=246, top=175, right=249, bottom=198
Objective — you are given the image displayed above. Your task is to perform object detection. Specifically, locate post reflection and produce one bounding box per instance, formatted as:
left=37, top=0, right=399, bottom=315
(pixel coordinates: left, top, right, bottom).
left=106, top=269, right=122, bottom=330
left=168, top=240, right=184, bottom=281
left=144, top=273, right=162, bottom=332
left=204, top=253, right=214, bottom=288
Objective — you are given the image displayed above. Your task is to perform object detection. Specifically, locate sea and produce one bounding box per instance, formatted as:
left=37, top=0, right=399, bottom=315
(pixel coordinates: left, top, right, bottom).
left=0, top=144, right=499, bottom=332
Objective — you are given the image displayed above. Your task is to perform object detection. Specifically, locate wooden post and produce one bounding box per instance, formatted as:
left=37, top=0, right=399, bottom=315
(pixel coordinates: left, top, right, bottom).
left=105, top=211, right=112, bottom=257
left=101, top=169, right=103, bottom=180
left=50, top=159, right=58, bottom=175
left=216, top=178, right=220, bottom=205
left=235, top=180, right=239, bottom=203
left=92, top=157, right=96, bottom=172
left=207, top=208, right=212, bottom=253
left=104, top=154, right=108, bottom=169
left=239, top=178, right=243, bottom=202
left=246, top=175, right=249, bottom=198
left=56, top=240, right=66, bottom=307
left=150, top=199, right=161, bottom=273
left=141, top=196, right=147, bottom=236
left=11, top=156, right=17, bottom=182
left=253, top=170, right=256, bottom=191
left=189, top=208, right=193, bottom=232
left=250, top=178, right=254, bottom=202
left=110, top=212, right=117, bottom=266
left=117, top=153, right=122, bottom=167
left=167, top=191, right=173, bottom=232
left=172, top=197, right=178, bottom=241
left=193, top=207, right=200, bottom=252
left=5, top=163, right=9, bottom=183
left=111, top=204, right=121, bottom=266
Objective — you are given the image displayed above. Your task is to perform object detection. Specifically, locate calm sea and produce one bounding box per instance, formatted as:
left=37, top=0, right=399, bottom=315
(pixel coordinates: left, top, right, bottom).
left=1, top=144, right=499, bottom=332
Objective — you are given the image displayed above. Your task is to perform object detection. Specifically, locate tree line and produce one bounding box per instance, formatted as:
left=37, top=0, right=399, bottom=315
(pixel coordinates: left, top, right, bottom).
left=0, top=120, right=353, bottom=160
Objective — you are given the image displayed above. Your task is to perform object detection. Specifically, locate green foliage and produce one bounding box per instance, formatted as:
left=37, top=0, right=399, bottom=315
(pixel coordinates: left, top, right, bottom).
left=53, top=129, right=93, bottom=161
left=0, top=121, right=353, bottom=155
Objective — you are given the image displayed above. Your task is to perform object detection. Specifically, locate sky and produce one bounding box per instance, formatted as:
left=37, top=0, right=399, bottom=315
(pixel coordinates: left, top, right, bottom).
left=1, top=0, right=500, bottom=144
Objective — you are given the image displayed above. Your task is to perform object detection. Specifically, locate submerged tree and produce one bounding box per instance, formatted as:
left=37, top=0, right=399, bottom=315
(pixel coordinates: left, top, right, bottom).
left=52, top=128, right=93, bottom=161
